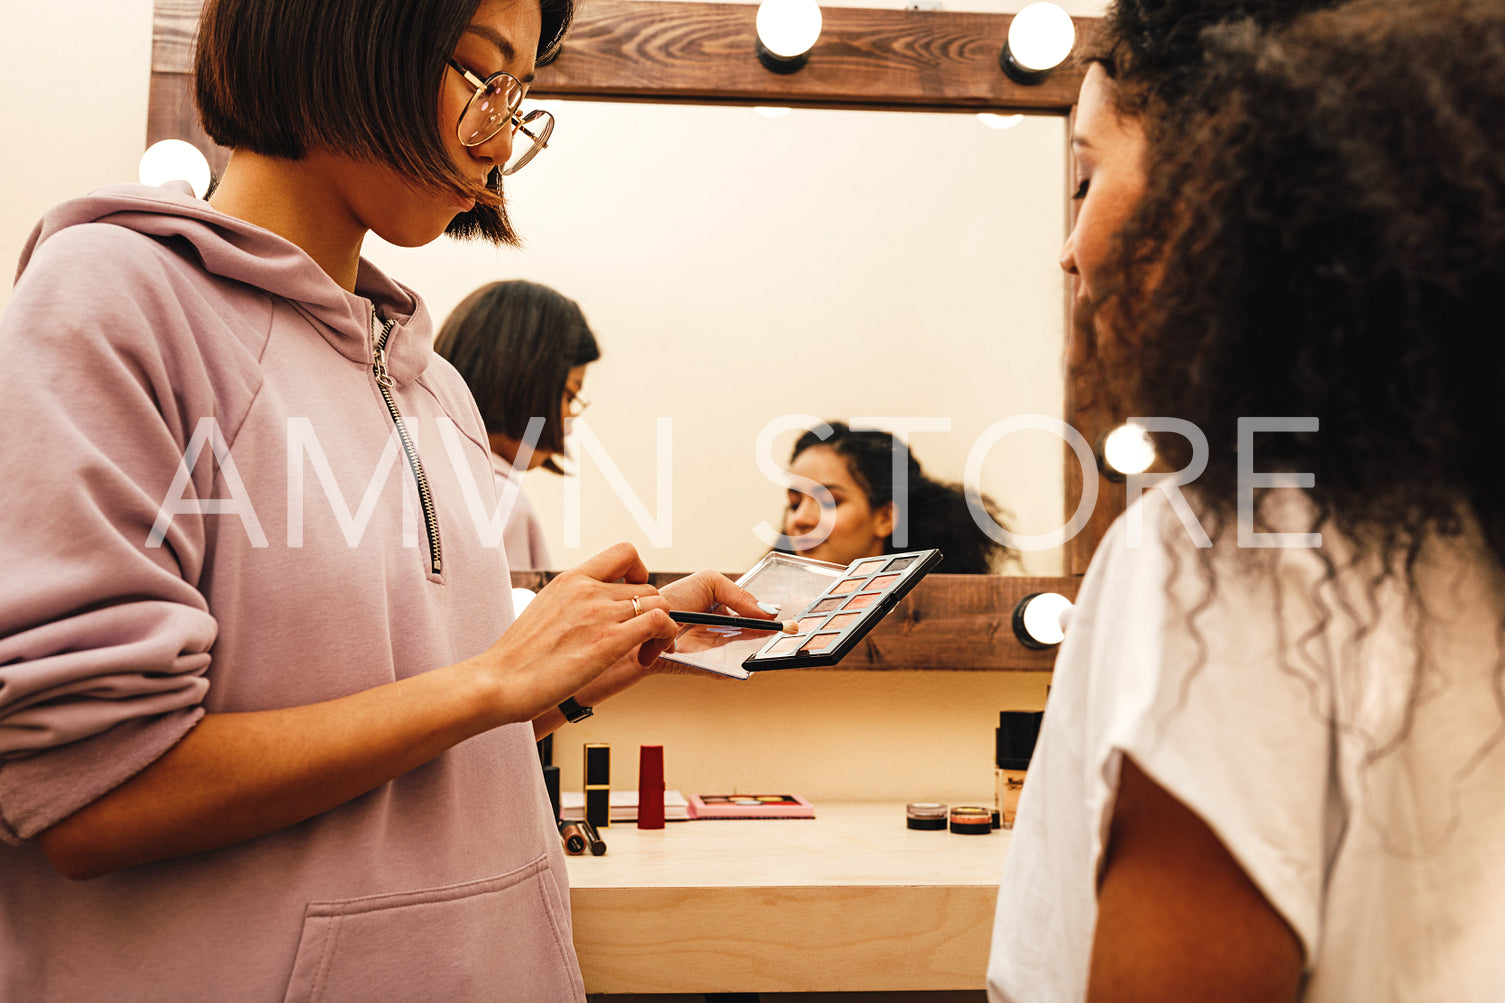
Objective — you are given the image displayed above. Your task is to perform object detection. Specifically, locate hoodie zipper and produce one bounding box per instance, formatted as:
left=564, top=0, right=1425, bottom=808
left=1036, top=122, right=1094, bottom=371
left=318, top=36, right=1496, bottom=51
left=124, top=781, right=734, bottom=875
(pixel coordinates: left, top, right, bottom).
left=370, top=311, right=443, bottom=575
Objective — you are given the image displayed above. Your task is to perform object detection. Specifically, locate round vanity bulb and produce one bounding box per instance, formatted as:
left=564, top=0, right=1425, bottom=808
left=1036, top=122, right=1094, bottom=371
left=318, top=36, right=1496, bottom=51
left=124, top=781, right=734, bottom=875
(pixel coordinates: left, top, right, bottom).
left=1007, top=3, right=1076, bottom=73
left=139, top=139, right=212, bottom=198
left=755, top=106, right=793, bottom=119
left=1101, top=422, right=1156, bottom=477
left=1013, top=592, right=1073, bottom=649
left=511, top=587, right=539, bottom=615
left=977, top=112, right=1024, bottom=130
left=756, top=0, right=823, bottom=58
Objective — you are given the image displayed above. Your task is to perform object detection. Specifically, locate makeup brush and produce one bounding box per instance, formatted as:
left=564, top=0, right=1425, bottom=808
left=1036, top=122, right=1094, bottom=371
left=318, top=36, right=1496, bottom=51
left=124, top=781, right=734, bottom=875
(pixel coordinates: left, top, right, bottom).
left=668, top=611, right=798, bottom=634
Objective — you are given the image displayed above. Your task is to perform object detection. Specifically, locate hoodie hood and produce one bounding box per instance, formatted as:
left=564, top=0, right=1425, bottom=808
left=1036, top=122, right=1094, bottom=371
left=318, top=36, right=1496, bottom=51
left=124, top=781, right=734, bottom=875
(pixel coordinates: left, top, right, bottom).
left=17, top=181, right=433, bottom=386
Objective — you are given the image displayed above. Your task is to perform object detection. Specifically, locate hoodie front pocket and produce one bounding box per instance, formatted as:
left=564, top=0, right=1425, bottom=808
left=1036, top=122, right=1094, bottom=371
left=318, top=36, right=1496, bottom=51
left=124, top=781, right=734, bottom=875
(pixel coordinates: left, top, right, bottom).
left=281, top=854, right=582, bottom=1003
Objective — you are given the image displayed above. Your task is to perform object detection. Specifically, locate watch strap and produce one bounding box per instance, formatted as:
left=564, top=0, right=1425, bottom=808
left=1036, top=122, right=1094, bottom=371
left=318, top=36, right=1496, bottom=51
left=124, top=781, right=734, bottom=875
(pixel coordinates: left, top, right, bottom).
left=558, top=697, right=594, bottom=723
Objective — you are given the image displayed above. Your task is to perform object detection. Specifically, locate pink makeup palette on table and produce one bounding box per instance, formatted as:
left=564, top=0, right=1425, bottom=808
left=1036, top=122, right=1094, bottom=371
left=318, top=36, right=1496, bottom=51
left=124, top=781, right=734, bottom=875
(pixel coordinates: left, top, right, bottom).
left=662, top=549, right=943, bottom=679
left=686, top=794, right=816, bottom=819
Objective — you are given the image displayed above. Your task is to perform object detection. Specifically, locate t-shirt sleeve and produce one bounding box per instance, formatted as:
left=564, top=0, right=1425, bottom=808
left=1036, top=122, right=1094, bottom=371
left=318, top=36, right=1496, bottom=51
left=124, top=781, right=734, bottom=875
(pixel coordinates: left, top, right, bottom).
left=0, top=226, right=220, bottom=844
left=1079, top=493, right=1335, bottom=965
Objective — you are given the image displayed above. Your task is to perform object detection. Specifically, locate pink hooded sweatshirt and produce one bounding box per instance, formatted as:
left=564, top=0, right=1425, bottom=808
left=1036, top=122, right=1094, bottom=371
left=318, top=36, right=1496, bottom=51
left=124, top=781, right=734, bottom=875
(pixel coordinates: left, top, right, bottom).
left=0, top=184, right=584, bottom=1000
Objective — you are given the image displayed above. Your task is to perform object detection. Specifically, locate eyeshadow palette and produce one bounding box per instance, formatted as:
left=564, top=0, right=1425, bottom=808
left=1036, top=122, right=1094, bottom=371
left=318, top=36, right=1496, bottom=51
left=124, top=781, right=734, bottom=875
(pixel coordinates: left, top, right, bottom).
left=661, top=548, right=943, bottom=679
left=686, top=793, right=815, bottom=819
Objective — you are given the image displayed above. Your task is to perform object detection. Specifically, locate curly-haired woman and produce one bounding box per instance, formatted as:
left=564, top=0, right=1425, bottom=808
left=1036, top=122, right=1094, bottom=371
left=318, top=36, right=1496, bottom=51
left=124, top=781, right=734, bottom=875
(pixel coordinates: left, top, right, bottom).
left=989, top=0, right=1505, bottom=999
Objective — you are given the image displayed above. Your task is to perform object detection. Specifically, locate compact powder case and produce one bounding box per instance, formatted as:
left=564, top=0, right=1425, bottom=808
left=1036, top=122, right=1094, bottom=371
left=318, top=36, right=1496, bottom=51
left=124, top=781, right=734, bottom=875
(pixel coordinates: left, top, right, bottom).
left=662, top=549, right=943, bottom=679
left=948, top=805, right=994, bottom=835
left=905, top=802, right=949, bottom=830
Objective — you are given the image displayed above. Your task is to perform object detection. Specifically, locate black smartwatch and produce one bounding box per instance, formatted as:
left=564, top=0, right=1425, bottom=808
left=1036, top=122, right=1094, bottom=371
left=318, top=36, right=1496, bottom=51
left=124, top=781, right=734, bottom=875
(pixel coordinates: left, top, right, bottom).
left=558, top=697, right=594, bottom=723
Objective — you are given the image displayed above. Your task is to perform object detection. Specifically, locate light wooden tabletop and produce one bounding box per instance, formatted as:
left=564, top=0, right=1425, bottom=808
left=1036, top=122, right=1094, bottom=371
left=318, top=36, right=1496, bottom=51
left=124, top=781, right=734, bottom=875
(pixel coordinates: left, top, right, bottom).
left=566, top=802, right=1009, bottom=994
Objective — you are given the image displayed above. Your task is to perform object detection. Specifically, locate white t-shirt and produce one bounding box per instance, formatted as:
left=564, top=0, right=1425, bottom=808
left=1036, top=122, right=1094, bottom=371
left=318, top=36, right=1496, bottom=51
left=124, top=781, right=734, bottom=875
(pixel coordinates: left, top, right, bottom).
left=489, top=451, right=553, bottom=571
left=988, top=490, right=1505, bottom=1002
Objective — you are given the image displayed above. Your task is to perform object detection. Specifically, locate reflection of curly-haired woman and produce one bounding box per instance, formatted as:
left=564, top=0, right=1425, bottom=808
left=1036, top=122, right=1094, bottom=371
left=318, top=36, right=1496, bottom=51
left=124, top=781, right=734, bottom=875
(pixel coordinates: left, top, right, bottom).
left=991, top=1, right=1505, bottom=1000
left=777, top=422, right=1014, bottom=573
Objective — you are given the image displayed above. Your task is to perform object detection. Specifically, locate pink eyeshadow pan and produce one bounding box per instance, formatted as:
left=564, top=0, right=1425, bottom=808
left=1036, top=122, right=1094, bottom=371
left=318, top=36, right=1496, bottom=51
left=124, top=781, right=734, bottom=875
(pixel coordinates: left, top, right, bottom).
left=869, top=574, right=900, bottom=590
left=827, top=612, right=863, bottom=630
left=843, top=592, right=882, bottom=610
left=851, top=559, right=887, bottom=576
left=810, top=597, right=844, bottom=614
left=831, top=578, right=866, bottom=595
left=767, top=636, right=804, bottom=655
left=801, top=632, right=841, bottom=653
left=797, top=615, right=828, bottom=632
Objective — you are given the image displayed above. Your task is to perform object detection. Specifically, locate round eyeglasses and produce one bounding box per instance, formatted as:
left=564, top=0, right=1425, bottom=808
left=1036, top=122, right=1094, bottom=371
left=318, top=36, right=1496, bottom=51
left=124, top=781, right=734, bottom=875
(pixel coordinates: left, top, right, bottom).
left=446, top=59, right=555, bottom=176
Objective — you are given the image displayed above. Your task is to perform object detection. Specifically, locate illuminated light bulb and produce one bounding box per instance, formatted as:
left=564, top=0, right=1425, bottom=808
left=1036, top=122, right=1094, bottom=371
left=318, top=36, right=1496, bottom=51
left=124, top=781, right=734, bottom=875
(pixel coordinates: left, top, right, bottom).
left=756, top=0, right=822, bottom=73
left=138, top=139, right=213, bottom=198
left=977, top=112, right=1024, bottom=130
left=1000, top=3, right=1076, bottom=84
left=511, top=587, right=539, bottom=615
left=754, top=106, right=793, bottom=119
left=1012, top=592, right=1073, bottom=649
left=1099, top=422, right=1157, bottom=479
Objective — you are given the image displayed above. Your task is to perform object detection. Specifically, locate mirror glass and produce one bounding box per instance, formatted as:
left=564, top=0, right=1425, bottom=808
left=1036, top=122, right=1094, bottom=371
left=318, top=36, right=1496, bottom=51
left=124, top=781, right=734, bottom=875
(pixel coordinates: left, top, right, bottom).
left=361, top=99, right=1070, bottom=574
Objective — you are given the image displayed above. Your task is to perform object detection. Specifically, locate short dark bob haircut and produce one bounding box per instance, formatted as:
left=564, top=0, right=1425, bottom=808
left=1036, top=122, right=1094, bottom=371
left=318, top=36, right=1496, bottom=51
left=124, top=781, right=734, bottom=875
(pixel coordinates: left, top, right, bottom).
left=194, top=0, right=572, bottom=206
left=435, top=280, right=600, bottom=474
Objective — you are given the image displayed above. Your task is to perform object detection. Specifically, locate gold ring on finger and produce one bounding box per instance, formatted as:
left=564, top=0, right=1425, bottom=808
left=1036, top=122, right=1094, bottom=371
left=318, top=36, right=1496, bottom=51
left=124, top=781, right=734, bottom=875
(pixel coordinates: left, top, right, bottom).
left=630, top=596, right=643, bottom=617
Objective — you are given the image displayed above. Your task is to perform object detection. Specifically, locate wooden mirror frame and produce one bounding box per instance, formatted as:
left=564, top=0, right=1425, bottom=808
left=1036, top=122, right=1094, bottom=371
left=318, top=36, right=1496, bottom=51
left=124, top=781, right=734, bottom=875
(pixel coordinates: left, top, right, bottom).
left=148, top=0, right=1124, bottom=669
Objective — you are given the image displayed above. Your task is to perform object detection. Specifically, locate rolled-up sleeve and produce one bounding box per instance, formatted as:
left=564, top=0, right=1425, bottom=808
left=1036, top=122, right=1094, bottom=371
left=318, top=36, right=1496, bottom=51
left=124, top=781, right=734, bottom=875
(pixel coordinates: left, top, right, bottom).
left=0, top=225, right=222, bottom=844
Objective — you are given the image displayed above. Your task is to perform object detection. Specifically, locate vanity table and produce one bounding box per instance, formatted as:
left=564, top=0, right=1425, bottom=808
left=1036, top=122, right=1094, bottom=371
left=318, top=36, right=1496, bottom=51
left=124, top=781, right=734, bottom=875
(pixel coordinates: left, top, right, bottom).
left=522, top=572, right=1073, bottom=994
left=565, top=802, right=1009, bottom=994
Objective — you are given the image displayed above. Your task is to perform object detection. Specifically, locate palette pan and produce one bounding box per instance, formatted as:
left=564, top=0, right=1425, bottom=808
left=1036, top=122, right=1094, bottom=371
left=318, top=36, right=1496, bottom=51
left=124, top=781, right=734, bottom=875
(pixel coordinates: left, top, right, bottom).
left=660, top=549, right=944, bottom=679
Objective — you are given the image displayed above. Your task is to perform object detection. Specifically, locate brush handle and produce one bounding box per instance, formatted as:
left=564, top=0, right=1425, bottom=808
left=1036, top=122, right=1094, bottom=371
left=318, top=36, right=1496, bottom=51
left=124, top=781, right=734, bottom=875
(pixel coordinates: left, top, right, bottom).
left=669, top=610, right=796, bottom=633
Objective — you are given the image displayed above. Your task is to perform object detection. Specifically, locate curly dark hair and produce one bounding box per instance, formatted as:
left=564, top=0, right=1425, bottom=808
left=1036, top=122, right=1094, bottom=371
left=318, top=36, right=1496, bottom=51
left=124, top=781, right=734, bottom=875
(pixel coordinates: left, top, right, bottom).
left=1103, top=0, right=1505, bottom=572
left=781, top=423, right=1015, bottom=574
left=1084, top=0, right=1345, bottom=114
left=1069, top=0, right=1347, bottom=454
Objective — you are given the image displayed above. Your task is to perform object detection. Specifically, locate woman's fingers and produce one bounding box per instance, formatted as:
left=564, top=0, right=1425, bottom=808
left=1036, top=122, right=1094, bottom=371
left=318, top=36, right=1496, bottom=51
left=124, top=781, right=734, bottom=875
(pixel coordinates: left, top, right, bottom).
left=660, top=569, right=772, bottom=620
left=574, top=540, right=650, bottom=586
left=624, top=607, right=679, bottom=667
left=485, top=543, right=687, bottom=712
left=488, top=555, right=786, bottom=715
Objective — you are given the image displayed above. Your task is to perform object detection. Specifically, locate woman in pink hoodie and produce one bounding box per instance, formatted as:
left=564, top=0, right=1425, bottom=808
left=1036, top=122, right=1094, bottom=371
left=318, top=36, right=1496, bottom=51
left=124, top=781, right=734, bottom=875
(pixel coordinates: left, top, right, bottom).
left=0, top=0, right=769, bottom=998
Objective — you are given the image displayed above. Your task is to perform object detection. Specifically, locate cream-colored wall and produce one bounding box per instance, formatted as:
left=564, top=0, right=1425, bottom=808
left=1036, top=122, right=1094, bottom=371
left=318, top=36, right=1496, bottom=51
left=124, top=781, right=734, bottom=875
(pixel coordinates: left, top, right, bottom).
left=0, top=0, right=154, bottom=310
left=554, top=668, right=1051, bottom=805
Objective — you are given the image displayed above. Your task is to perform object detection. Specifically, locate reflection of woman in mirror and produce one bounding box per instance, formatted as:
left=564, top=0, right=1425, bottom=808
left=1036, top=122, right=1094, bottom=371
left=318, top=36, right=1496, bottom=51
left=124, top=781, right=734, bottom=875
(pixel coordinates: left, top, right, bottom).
left=435, top=279, right=599, bottom=569
left=778, top=422, right=1012, bottom=572
left=990, top=0, right=1505, bottom=999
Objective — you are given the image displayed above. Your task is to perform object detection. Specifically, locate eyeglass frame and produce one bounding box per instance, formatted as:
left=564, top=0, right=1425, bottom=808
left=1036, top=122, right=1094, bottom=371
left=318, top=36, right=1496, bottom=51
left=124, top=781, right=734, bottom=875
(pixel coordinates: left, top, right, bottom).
left=445, top=58, right=554, bottom=175
left=563, top=387, right=591, bottom=419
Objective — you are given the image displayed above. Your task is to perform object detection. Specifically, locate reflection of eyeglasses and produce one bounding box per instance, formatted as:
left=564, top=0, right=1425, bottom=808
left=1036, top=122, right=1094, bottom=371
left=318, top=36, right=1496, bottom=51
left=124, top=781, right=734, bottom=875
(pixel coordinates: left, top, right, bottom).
left=564, top=388, right=590, bottom=418
left=445, top=58, right=555, bottom=175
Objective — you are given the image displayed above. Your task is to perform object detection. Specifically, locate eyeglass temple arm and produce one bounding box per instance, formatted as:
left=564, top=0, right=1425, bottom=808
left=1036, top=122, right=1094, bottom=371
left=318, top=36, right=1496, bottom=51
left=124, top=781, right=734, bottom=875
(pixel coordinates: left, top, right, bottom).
left=446, top=59, right=487, bottom=89
left=513, top=116, right=548, bottom=148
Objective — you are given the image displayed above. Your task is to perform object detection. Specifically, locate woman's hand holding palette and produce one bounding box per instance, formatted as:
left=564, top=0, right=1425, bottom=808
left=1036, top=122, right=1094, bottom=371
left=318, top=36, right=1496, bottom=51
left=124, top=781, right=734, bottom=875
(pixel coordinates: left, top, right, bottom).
left=662, top=549, right=943, bottom=679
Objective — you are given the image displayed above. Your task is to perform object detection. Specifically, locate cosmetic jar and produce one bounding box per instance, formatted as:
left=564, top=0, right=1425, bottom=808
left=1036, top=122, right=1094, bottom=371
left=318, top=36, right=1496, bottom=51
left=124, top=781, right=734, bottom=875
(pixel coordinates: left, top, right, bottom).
left=905, top=802, right=949, bottom=830
left=948, top=805, right=994, bottom=835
